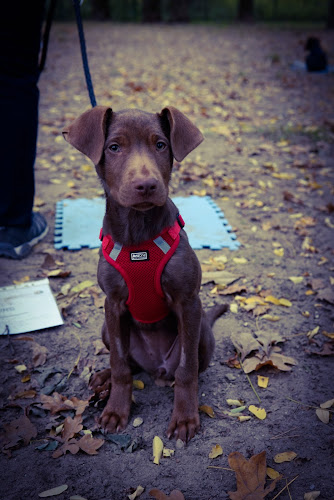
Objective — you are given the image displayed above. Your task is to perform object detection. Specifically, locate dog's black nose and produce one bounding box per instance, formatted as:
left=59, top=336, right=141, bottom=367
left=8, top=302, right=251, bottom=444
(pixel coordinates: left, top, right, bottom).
left=135, top=178, right=158, bottom=196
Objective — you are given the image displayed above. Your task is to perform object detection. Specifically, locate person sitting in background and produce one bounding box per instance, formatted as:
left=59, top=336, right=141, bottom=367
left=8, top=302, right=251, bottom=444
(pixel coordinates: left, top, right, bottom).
left=305, top=37, right=328, bottom=72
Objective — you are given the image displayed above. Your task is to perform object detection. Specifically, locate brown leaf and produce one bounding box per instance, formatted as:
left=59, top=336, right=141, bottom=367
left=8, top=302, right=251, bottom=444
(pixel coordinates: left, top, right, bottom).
left=228, top=450, right=278, bottom=499
left=231, top=332, right=297, bottom=374
left=52, top=438, right=80, bottom=458
left=40, top=393, right=89, bottom=415
left=61, top=415, right=83, bottom=442
left=219, top=283, right=247, bottom=296
left=1, top=414, right=37, bottom=452
left=32, top=342, right=48, bottom=367
left=317, top=287, right=334, bottom=305
left=76, top=434, right=104, bottom=455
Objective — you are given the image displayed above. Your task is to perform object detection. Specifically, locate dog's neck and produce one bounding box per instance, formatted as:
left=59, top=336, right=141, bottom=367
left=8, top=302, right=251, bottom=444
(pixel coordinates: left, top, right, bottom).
left=102, top=196, right=178, bottom=246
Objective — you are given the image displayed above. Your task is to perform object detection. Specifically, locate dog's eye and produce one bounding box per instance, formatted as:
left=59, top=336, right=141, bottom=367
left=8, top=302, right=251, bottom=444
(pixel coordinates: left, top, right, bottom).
left=156, top=141, right=166, bottom=151
left=109, top=144, right=120, bottom=153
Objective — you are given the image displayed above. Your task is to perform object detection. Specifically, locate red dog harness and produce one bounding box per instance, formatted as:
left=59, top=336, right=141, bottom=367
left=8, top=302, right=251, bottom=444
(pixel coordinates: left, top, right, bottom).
left=100, top=214, right=185, bottom=324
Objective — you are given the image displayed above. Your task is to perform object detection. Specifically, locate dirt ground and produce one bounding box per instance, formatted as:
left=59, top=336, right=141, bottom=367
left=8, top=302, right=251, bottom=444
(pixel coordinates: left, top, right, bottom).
left=0, top=22, right=334, bottom=500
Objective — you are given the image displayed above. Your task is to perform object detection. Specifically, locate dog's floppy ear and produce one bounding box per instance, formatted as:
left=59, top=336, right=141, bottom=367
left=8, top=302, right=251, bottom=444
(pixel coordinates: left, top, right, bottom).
left=159, top=106, right=204, bottom=162
left=62, top=106, right=112, bottom=165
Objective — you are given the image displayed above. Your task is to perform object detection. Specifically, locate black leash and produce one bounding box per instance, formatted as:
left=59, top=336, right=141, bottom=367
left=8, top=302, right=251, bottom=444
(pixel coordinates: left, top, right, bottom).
left=39, top=0, right=97, bottom=108
left=73, top=0, right=97, bottom=107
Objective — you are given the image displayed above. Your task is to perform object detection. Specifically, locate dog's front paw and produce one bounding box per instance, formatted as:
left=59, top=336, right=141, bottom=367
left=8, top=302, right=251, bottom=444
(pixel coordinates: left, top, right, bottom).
left=167, top=412, right=200, bottom=443
left=99, top=406, right=129, bottom=433
left=98, top=383, right=132, bottom=433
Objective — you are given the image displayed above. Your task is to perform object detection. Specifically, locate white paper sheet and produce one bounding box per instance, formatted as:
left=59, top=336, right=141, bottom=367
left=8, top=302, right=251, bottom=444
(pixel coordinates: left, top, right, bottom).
left=0, top=278, right=63, bottom=335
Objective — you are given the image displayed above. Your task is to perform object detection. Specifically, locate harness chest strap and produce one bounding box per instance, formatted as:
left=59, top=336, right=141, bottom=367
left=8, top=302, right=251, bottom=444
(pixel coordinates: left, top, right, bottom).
left=99, top=214, right=185, bottom=324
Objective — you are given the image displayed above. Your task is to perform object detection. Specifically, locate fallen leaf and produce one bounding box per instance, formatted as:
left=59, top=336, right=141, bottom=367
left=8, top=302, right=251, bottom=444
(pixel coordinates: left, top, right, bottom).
left=70, top=280, right=95, bottom=294
left=133, top=417, right=144, bottom=427
left=133, top=379, right=144, bottom=390
left=238, top=416, right=252, bottom=422
left=289, top=276, right=304, bottom=284
left=76, top=434, right=104, bottom=455
left=266, top=467, right=281, bottom=479
left=199, top=405, right=215, bottom=418
left=304, top=492, right=321, bottom=500
left=273, top=248, right=284, bottom=257
left=13, top=364, right=27, bottom=375
left=39, top=485, right=68, bottom=497
left=320, top=398, right=334, bottom=409
left=40, top=393, right=89, bottom=415
left=248, top=405, right=267, bottom=420
left=226, top=399, right=244, bottom=407
left=274, top=451, right=297, bottom=463
left=262, top=314, right=280, bottom=322
left=128, top=486, right=145, bottom=500
left=228, top=450, right=278, bottom=499
left=315, top=408, right=330, bottom=424
left=153, top=436, right=164, bottom=465
left=257, top=376, right=269, bottom=388
left=32, top=342, right=48, bottom=367
left=209, top=444, right=223, bottom=459
left=1, top=414, right=37, bottom=451
left=233, top=257, right=248, bottom=265
left=163, top=448, right=175, bottom=458
left=230, top=303, right=238, bottom=314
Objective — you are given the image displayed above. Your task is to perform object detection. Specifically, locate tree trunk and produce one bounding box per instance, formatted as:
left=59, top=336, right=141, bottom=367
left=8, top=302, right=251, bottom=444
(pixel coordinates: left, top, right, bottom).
left=169, top=0, right=190, bottom=23
left=237, top=0, right=254, bottom=22
left=328, top=0, right=334, bottom=28
left=91, top=0, right=110, bottom=20
left=142, top=0, right=162, bottom=22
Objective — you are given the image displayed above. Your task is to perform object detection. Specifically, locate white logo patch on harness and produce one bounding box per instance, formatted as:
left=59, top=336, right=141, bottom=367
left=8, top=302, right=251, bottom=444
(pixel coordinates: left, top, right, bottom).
left=130, top=251, right=149, bottom=262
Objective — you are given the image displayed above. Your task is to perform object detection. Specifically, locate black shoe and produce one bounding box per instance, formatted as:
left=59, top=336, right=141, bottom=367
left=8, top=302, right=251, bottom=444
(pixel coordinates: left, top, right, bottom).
left=0, top=213, right=48, bottom=259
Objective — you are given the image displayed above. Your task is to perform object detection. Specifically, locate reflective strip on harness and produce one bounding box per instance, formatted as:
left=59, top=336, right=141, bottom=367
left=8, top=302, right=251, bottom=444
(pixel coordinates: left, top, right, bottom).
left=153, top=236, right=171, bottom=254
left=110, top=241, right=122, bottom=261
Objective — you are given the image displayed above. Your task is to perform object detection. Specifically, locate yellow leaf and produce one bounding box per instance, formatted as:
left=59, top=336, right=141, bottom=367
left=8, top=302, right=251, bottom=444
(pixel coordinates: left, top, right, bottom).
left=13, top=276, right=30, bottom=285
left=305, top=290, right=315, bottom=296
left=15, top=364, right=27, bottom=373
left=152, top=436, right=163, bottom=465
left=81, top=164, right=93, bottom=172
left=248, top=405, right=266, bottom=420
left=199, top=405, right=215, bottom=418
left=230, top=303, right=238, bottom=314
left=289, top=276, right=304, bottom=284
left=307, top=326, right=320, bottom=339
left=67, top=181, right=75, bottom=188
left=133, top=380, right=144, bottom=390
left=238, top=416, right=252, bottom=422
left=322, top=331, right=334, bottom=339
left=257, top=375, right=269, bottom=388
left=279, top=298, right=292, bottom=307
left=274, top=248, right=284, bottom=257
left=315, top=408, right=330, bottom=424
left=302, top=311, right=310, bottom=318
left=264, top=295, right=280, bottom=305
left=233, top=257, right=248, bottom=264
left=193, top=189, right=207, bottom=197
left=272, top=172, right=296, bottom=180
left=209, top=444, right=223, bottom=459
left=226, top=399, right=244, bottom=407
left=203, top=177, right=215, bottom=187
left=274, top=451, right=297, bottom=463
left=266, top=467, right=281, bottom=479
left=162, top=448, right=175, bottom=458
left=262, top=314, right=280, bottom=322
left=70, top=280, right=94, bottom=294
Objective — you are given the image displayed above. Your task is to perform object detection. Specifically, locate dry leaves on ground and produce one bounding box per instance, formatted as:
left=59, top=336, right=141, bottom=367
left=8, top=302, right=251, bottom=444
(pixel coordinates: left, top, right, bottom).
left=0, top=413, right=37, bottom=457
left=228, top=450, right=279, bottom=499
left=230, top=331, right=297, bottom=373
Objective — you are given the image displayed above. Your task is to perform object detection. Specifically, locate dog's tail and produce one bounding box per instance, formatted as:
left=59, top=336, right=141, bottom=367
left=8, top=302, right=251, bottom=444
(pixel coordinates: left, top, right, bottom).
left=206, top=303, right=229, bottom=326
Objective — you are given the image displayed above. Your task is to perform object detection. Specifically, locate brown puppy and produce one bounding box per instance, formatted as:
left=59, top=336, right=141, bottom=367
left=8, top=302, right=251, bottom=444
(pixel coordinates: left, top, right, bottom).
left=63, top=106, right=227, bottom=442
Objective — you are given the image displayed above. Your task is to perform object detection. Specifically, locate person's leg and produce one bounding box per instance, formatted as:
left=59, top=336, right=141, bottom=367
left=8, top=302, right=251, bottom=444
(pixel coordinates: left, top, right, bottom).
left=0, top=1, right=48, bottom=258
